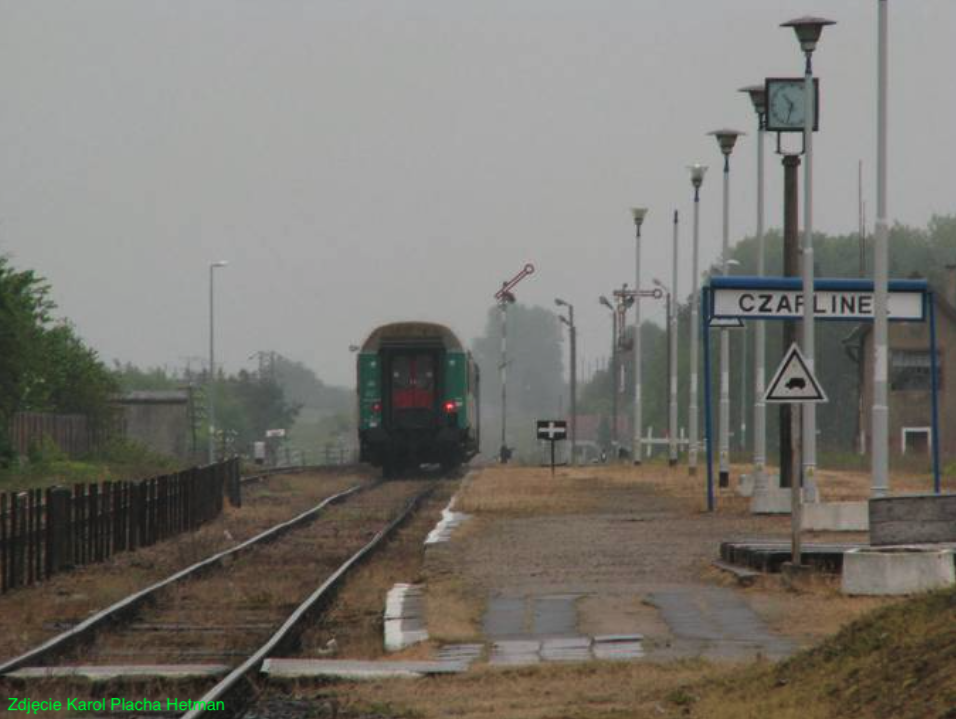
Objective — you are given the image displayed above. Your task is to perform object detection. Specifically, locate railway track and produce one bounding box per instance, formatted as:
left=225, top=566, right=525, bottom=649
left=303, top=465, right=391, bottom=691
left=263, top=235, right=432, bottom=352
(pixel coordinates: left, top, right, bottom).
left=0, top=477, right=442, bottom=717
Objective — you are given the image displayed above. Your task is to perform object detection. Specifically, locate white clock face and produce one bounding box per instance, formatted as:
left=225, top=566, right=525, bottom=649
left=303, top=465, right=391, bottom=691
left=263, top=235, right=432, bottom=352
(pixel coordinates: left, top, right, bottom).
left=768, top=81, right=807, bottom=129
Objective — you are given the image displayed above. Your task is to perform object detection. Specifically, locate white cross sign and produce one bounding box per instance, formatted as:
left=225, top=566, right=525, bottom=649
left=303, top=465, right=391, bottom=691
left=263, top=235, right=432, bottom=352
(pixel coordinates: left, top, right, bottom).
left=536, top=420, right=568, bottom=441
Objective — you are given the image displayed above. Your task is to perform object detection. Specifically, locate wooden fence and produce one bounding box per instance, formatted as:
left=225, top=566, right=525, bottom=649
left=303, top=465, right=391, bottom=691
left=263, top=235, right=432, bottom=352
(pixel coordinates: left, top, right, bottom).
left=0, top=458, right=240, bottom=594
left=9, top=412, right=118, bottom=459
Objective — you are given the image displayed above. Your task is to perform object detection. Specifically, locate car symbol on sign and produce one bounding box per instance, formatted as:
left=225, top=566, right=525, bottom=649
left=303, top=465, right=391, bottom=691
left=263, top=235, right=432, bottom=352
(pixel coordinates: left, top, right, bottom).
left=785, top=377, right=806, bottom=390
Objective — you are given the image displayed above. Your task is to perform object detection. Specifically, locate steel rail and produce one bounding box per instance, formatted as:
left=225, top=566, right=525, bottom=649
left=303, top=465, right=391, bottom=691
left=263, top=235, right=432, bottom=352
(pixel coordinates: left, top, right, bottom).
left=240, top=464, right=361, bottom=485
left=0, top=483, right=369, bottom=676
left=183, top=481, right=439, bottom=719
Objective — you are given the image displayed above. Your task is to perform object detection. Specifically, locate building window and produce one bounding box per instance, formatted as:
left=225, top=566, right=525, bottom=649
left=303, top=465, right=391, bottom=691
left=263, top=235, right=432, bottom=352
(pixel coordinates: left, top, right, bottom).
left=890, top=350, right=942, bottom=391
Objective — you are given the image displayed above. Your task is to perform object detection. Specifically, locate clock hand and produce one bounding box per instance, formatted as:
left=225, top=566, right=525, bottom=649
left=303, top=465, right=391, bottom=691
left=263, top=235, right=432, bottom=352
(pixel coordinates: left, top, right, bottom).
left=786, top=97, right=795, bottom=122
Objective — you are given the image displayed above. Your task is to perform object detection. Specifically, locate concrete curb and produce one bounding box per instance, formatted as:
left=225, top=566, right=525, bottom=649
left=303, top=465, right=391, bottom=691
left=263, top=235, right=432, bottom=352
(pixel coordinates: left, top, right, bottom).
left=841, top=547, right=956, bottom=596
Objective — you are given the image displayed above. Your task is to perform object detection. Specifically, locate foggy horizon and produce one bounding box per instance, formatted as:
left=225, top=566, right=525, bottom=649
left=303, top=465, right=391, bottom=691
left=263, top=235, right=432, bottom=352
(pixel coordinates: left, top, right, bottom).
left=2, top=1, right=954, bottom=388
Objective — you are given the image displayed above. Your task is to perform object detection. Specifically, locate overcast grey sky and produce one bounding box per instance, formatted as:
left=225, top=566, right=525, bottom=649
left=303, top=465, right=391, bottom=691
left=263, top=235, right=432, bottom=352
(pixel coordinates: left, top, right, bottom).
left=2, top=1, right=954, bottom=387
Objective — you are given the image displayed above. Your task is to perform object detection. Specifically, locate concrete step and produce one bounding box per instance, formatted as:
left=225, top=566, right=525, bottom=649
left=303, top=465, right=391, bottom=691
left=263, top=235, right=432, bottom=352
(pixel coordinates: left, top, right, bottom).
left=6, top=664, right=230, bottom=681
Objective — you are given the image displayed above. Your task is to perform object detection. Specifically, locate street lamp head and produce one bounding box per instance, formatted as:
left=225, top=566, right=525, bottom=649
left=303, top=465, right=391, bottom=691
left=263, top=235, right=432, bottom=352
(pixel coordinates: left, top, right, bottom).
left=708, top=129, right=746, bottom=156
left=781, top=16, right=836, bottom=55
left=599, top=295, right=613, bottom=310
left=211, top=260, right=229, bottom=268
left=554, top=297, right=569, bottom=308
left=738, top=84, right=767, bottom=116
left=687, top=163, right=708, bottom=188
left=630, top=207, right=648, bottom=228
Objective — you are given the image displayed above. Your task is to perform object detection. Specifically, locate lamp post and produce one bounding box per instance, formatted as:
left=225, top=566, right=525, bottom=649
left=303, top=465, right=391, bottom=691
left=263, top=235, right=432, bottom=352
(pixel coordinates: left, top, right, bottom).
left=630, top=208, right=648, bottom=465
left=782, top=15, right=835, bottom=501
left=555, top=298, right=577, bottom=466
left=208, top=260, right=228, bottom=464
left=687, top=164, right=707, bottom=476
left=599, top=295, right=617, bottom=455
left=872, top=1, right=889, bottom=497
left=709, top=129, right=745, bottom=489
left=740, top=84, right=769, bottom=489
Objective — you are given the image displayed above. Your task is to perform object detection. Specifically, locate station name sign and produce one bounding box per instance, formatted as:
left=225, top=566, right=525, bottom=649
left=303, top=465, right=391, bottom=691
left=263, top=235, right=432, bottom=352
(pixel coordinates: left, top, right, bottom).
left=712, top=286, right=924, bottom=321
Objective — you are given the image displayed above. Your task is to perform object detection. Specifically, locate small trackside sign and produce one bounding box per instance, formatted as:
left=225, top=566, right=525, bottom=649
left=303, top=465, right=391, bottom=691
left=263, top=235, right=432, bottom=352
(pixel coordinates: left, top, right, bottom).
left=536, top=420, right=568, bottom=441
left=764, top=343, right=827, bottom=403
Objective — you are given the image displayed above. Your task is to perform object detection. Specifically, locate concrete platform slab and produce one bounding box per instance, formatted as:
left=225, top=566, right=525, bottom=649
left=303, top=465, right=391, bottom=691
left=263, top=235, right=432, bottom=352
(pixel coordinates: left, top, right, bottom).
left=6, top=665, right=230, bottom=681
left=384, top=583, right=428, bottom=652
left=648, top=587, right=794, bottom=660
left=841, top=547, right=956, bottom=596
left=262, top=659, right=468, bottom=680
left=425, top=499, right=472, bottom=545
left=870, top=494, right=956, bottom=545
left=750, top=488, right=791, bottom=515
left=802, top=501, right=869, bottom=532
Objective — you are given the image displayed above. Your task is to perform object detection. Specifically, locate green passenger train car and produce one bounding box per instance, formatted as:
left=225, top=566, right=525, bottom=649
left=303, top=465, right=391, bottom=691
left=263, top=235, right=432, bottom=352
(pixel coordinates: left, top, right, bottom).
left=357, top=322, right=479, bottom=476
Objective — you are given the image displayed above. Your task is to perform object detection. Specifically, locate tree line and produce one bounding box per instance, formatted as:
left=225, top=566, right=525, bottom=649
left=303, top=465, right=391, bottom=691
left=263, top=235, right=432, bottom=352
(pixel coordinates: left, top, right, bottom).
left=469, top=214, right=956, bottom=465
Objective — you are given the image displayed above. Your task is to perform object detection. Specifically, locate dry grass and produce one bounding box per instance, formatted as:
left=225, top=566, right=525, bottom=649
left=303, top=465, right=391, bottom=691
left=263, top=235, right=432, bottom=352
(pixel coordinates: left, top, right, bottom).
left=287, top=659, right=727, bottom=719
left=454, top=464, right=697, bottom=516
left=702, top=564, right=897, bottom=647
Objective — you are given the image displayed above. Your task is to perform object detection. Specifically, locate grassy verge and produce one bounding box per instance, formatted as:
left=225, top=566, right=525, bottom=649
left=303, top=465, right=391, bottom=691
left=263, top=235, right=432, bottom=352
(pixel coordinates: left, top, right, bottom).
left=0, top=438, right=182, bottom=491
left=685, top=584, right=956, bottom=719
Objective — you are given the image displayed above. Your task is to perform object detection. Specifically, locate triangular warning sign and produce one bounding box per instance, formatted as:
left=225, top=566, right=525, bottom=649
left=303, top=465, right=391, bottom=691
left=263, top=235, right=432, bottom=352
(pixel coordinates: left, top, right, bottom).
left=764, top=343, right=828, bottom=403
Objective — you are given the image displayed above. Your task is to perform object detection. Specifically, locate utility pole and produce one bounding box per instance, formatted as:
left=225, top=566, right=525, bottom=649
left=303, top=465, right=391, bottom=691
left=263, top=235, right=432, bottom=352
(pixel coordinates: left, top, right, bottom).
left=555, top=298, right=577, bottom=466
left=670, top=211, right=679, bottom=466
left=630, top=208, right=648, bottom=465
left=494, top=264, right=535, bottom=463
left=872, top=0, right=890, bottom=496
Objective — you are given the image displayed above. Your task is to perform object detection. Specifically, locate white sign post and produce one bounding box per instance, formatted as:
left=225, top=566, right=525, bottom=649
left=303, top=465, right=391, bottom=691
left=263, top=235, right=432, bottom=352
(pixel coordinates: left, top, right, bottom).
left=763, top=344, right=827, bottom=568
left=536, top=420, right=567, bottom=476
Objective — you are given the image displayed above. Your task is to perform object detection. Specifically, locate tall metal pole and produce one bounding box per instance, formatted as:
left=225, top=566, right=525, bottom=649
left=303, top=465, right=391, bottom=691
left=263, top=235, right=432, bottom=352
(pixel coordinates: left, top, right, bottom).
left=570, top=309, right=577, bottom=466
left=801, top=48, right=818, bottom=501
left=740, top=323, right=747, bottom=451
left=631, top=209, right=647, bottom=465
left=872, top=0, right=890, bottom=496
left=753, top=94, right=768, bottom=487
left=208, top=265, right=216, bottom=464
left=610, top=310, right=618, bottom=454
left=687, top=165, right=706, bottom=476
left=669, top=210, right=679, bottom=466
left=710, top=131, right=743, bottom=488
left=499, top=297, right=509, bottom=463
left=719, top=155, right=731, bottom=488
left=208, top=261, right=227, bottom=464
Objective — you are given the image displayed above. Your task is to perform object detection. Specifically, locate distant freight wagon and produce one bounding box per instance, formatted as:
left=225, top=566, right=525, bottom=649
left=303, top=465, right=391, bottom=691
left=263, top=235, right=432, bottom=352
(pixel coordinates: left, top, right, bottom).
left=356, top=322, right=479, bottom=477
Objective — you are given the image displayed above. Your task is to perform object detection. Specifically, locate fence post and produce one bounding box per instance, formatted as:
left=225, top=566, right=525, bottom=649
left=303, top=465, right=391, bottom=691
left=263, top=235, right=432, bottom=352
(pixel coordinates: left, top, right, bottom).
left=12, top=493, right=26, bottom=589
left=1, top=493, right=8, bottom=592
left=46, top=487, right=72, bottom=576
left=227, top=457, right=242, bottom=508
